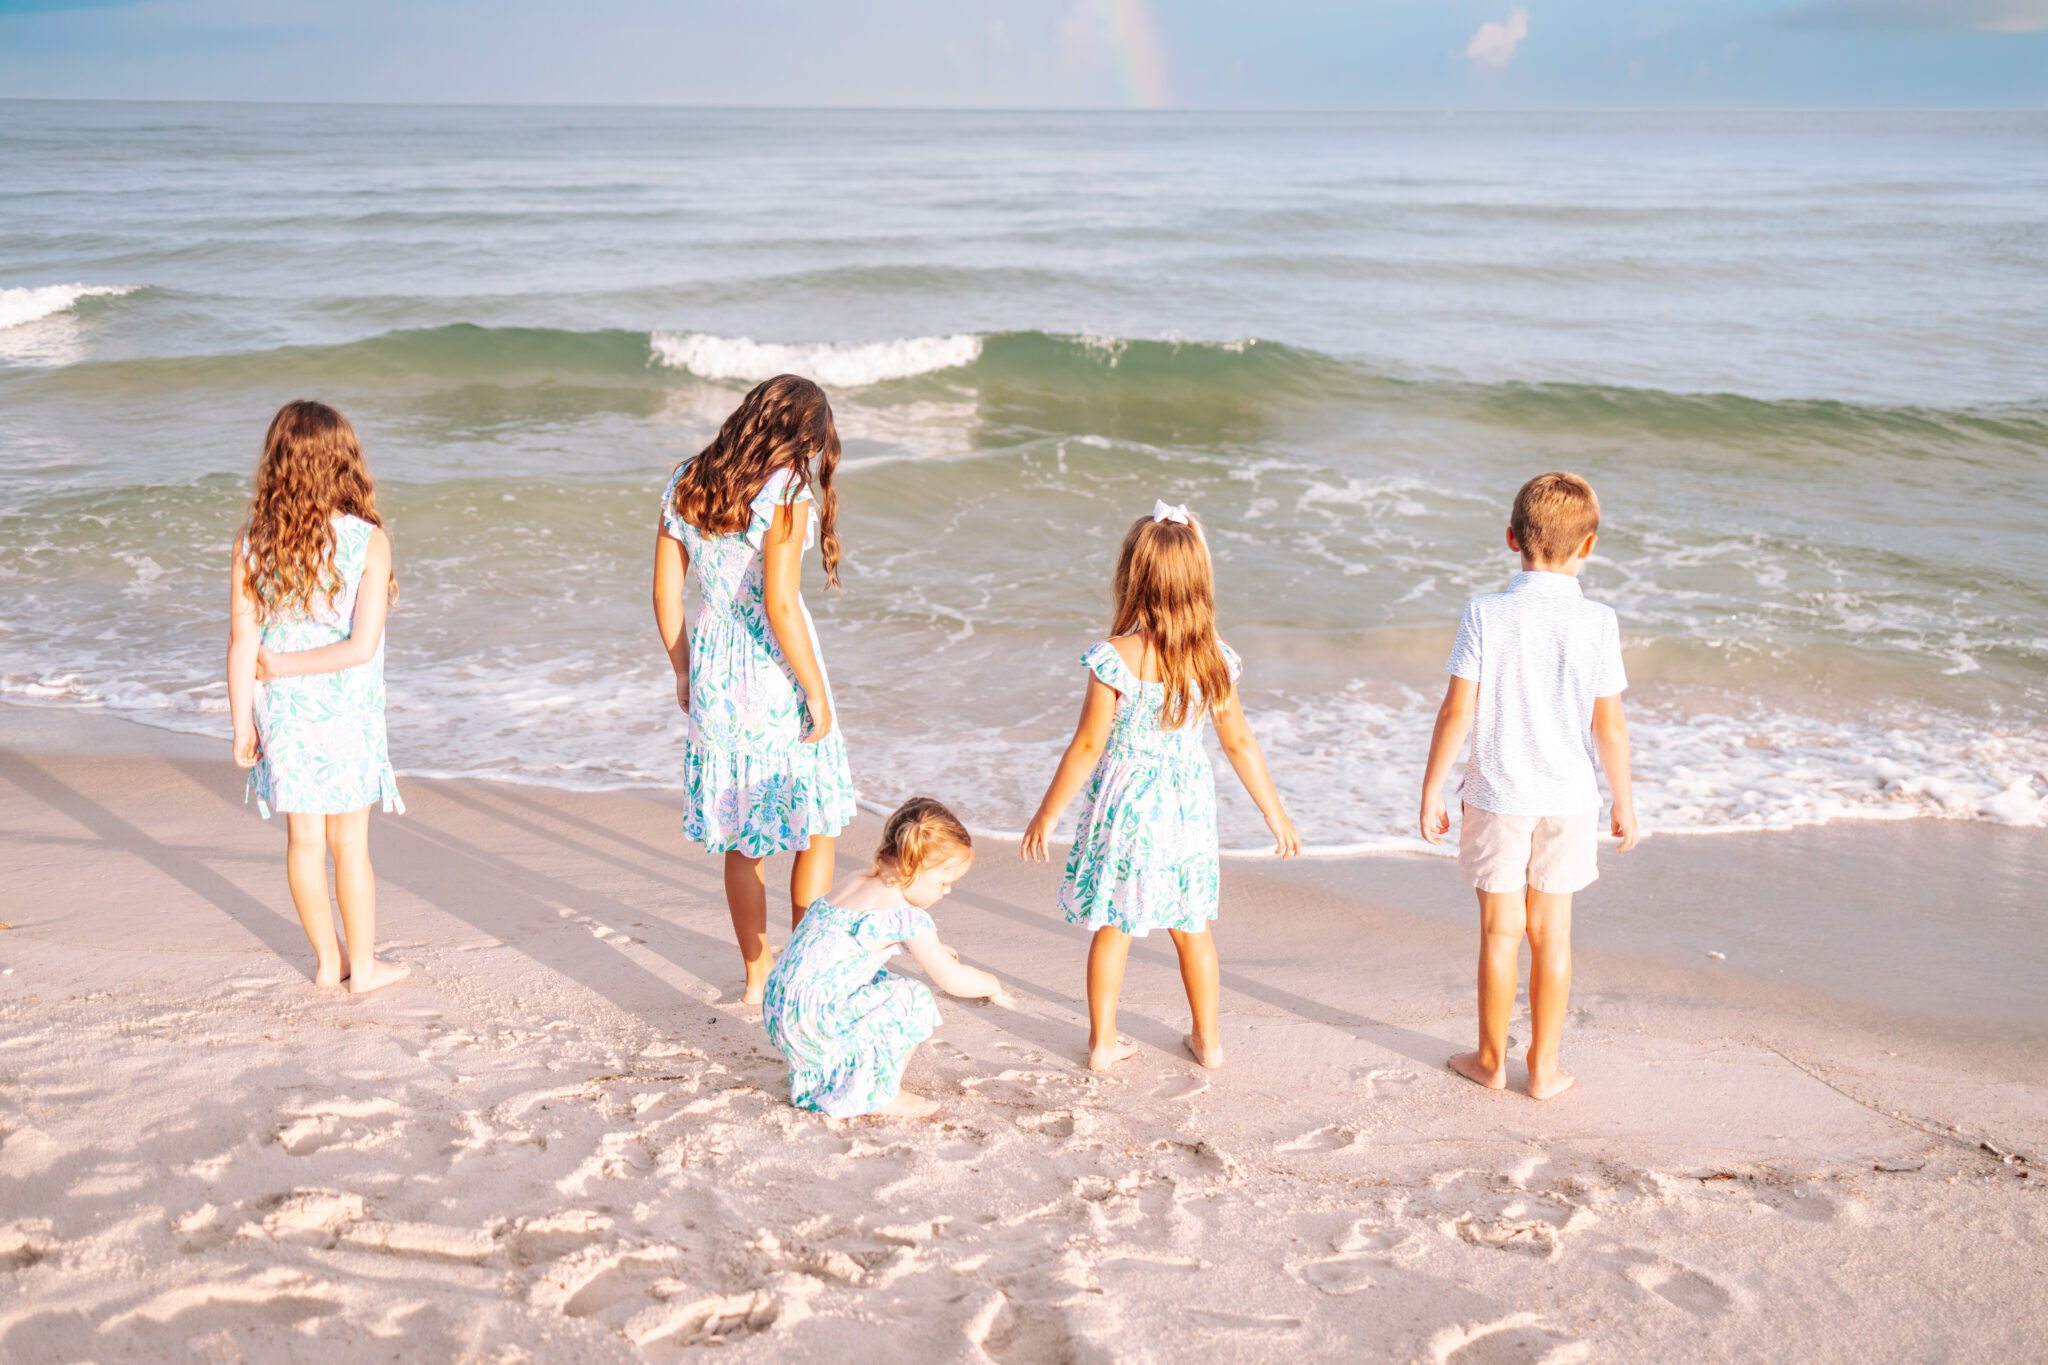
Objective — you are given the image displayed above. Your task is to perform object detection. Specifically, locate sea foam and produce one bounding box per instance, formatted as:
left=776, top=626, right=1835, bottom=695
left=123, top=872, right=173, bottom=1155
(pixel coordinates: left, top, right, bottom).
left=649, top=331, right=982, bottom=387
left=0, top=283, right=142, bottom=331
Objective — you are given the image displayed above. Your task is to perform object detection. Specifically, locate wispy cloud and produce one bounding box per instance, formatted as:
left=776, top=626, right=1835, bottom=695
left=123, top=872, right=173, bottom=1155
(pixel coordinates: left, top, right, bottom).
left=1464, top=7, right=1529, bottom=70
left=1786, top=0, right=2048, bottom=32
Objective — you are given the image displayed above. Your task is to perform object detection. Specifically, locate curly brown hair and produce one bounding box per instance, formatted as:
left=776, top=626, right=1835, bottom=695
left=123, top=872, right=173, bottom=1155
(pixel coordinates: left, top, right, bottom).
left=869, top=796, right=974, bottom=887
left=671, top=374, right=842, bottom=586
left=242, top=400, right=391, bottom=622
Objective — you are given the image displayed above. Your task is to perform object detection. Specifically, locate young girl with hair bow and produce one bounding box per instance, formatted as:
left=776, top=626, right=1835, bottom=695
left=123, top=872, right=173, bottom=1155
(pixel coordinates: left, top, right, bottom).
left=1023, top=500, right=1300, bottom=1073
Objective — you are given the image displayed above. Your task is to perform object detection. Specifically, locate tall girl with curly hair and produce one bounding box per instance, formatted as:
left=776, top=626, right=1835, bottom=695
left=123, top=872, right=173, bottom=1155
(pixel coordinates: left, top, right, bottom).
left=1023, top=502, right=1300, bottom=1072
left=227, top=400, right=409, bottom=994
left=653, top=374, right=858, bottom=1004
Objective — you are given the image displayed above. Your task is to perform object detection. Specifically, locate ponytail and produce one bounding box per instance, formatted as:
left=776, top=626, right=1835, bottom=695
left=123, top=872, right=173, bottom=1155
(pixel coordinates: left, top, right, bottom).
left=871, top=796, right=974, bottom=887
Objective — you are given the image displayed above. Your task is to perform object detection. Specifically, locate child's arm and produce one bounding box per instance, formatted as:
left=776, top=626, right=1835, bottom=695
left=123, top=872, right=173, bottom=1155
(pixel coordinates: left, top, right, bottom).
left=1592, top=694, right=1639, bottom=851
left=1020, top=676, right=1118, bottom=860
left=1419, top=676, right=1477, bottom=844
left=903, top=930, right=1016, bottom=1007
left=1210, top=688, right=1302, bottom=857
left=652, top=523, right=692, bottom=713
left=226, top=530, right=261, bottom=768
left=254, top=529, right=393, bottom=681
left=760, top=502, right=832, bottom=742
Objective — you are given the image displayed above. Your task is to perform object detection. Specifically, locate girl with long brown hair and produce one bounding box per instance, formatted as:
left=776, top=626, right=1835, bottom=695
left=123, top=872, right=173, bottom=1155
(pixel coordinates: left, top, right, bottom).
left=652, top=374, right=857, bottom=1004
left=227, top=399, right=409, bottom=994
left=1022, top=501, right=1299, bottom=1072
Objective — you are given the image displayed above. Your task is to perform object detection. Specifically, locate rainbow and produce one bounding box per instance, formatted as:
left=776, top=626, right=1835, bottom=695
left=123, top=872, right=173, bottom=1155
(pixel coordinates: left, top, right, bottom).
left=1105, top=0, right=1171, bottom=109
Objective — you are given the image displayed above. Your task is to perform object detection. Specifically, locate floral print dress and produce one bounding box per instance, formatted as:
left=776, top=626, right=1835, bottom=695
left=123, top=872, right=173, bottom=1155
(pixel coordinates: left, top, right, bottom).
left=247, top=514, right=404, bottom=819
left=660, top=462, right=857, bottom=857
left=1057, top=638, right=1242, bottom=937
left=761, top=897, right=943, bottom=1117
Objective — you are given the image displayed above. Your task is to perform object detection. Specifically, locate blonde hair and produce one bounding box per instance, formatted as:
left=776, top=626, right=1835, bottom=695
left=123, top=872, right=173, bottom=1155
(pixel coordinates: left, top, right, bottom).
left=1111, top=512, right=1233, bottom=730
left=242, top=400, right=394, bottom=623
left=871, top=797, right=974, bottom=887
left=1511, top=471, right=1601, bottom=565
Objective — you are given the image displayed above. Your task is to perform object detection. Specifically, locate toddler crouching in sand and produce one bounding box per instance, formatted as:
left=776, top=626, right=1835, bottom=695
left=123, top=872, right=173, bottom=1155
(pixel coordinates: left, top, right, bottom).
left=1420, top=472, right=1637, bottom=1099
left=763, top=798, right=1014, bottom=1119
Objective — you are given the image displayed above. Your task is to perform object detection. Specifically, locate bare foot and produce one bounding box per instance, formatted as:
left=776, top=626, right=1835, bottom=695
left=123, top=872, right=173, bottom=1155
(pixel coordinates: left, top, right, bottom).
left=313, top=958, right=349, bottom=988
left=1183, top=1032, right=1224, bottom=1070
left=740, top=955, right=774, bottom=1007
left=1087, top=1037, right=1140, bottom=1072
left=1526, top=1067, right=1576, bottom=1101
left=873, top=1088, right=940, bottom=1119
left=346, top=959, right=411, bottom=995
left=1447, top=1050, right=1507, bottom=1090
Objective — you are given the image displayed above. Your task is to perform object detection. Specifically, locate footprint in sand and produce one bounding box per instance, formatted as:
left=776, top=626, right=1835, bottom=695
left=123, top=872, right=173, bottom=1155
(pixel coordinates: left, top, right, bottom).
left=1616, top=1250, right=1737, bottom=1318
left=1015, top=1110, right=1079, bottom=1139
left=1151, top=1073, right=1208, bottom=1101
left=1187, top=1308, right=1305, bottom=1333
left=1297, top=1255, right=1376, bottom=1295
left=624, top=1288, right=778, bottom=1347
left=1335, top=1220, right=1424, bottom=1264
left=1277, top=1124, right=1360, bottom=1154
left=1431, top=1311, right=1588, bottom=1365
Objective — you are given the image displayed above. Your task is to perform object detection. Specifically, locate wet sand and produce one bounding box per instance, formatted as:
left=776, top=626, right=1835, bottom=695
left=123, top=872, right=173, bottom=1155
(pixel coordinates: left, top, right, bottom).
left=0, top=705, right=2041, bottom=1362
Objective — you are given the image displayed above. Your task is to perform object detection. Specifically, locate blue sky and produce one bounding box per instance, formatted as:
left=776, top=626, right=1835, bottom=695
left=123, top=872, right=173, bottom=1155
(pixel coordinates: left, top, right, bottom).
left=0, top=0, right=2042, bottom=107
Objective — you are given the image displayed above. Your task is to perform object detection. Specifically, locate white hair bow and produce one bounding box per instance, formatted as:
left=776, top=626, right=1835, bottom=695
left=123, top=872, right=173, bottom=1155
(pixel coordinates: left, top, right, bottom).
left=1152, top=499, right=1191, bottom=525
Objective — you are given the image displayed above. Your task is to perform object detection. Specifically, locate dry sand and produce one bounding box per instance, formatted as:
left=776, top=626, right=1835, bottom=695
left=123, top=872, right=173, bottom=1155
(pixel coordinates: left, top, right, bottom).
left=1, top=705, right=2042, bottom=1363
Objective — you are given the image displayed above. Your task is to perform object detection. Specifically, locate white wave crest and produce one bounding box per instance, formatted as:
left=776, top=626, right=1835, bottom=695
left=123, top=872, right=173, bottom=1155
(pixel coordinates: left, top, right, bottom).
left=0, top=283, right=142, bottom=331
left=649, top=331, right=982, bottom=387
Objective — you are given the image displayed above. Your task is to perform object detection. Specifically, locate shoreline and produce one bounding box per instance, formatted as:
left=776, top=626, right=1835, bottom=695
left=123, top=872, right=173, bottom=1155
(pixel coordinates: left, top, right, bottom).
left=2, top=703, right=2043, bottom=1360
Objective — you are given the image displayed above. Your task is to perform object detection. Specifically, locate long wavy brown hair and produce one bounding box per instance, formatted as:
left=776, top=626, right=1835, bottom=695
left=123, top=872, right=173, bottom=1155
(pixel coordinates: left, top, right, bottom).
left=242, top=400, right=390, bottom=622
left=1110, top=512, right=1233, bottom=730
left=670, top=374, right=842, bottom=586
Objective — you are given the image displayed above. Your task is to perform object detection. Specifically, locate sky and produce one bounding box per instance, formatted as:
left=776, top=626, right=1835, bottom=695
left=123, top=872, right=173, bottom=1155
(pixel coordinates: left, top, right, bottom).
left=0, top=0, right=2043, bottom=107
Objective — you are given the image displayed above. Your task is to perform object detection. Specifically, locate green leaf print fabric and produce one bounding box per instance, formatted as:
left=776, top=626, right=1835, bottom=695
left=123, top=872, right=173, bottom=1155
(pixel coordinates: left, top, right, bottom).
left=761, top=897, right=943, bottom=1117
left=659, top=462, right=857, bottom=857
left=246, top=514, right=404, bottom=819
left=1057, top=638, right=1242, bottom=936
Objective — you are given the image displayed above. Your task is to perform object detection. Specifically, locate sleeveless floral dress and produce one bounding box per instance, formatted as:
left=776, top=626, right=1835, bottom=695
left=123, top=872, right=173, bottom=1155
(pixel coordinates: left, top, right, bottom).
left=1057, top=637, right=1242, bottom=936
left=761, top=897, right=942, bottom=1117
left=246, top=514, right=404, bottom=819
left=659, top=462, right=856, bottom=857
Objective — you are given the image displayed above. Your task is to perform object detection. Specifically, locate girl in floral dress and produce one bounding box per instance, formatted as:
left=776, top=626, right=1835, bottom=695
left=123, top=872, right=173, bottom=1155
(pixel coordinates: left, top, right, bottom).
left=652, top=374, right=859, bottom=1003
left=1022, top=502, right=1300, bottom=1072
left=764, top=797, right=1014, bottom=1119
left=227, top=400, right=409, bottom=995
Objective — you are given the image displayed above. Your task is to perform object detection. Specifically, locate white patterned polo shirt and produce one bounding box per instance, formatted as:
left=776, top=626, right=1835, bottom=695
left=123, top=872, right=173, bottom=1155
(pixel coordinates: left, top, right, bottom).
left=1445, top=569, right=1628, bottom=817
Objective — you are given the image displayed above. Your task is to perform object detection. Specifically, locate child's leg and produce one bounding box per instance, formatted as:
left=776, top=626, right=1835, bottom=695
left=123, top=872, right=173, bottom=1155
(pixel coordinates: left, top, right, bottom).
left=1084, top=927, right=1139, bottom=1071
left=1167, top=927, right=1223, bottom=1069
left=330, top=808, right=408, bottom=994
left=284, top=811, right=345, bottom=986
left=788, top=834, right=835, bottom=930
left=1448, top=888, right=1527, bottom=1090
left=872, top=1046, right=941, bottom=1119
left=724, top=851, right=772, bottom=1004
left=1522, top=890, right=1575, bottom=1099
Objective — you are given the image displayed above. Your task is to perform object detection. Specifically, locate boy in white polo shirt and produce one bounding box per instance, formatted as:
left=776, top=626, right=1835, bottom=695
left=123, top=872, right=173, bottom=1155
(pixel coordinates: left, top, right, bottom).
left=1420, top=471, right=1637, bottom=1100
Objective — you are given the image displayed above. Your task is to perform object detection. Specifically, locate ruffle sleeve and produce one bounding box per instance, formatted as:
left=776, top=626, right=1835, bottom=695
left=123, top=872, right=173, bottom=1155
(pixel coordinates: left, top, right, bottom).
left=848, top=903, right=937, bottom=955
left=744, top=467, right=818, bottom=553
left=1220, top=641, right=1242, bottom=684
left=658, top=461, right=690, bottom=541
left=1082, top=639, right=1138, bottom=693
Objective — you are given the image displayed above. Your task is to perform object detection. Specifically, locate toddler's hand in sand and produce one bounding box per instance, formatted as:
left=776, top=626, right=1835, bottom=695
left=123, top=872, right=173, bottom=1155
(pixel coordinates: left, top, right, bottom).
left=1611, top=803, right=1639, bottom=853
left=232, top=727, right=260, bottom=768
left=1419, top=794, right=1449, bottom=845
left=1267, top=810, right=1302, bottom=858
left=987, top=986, right=1018, bottom=1010
left=1021, top=811, right=1055, bottom=861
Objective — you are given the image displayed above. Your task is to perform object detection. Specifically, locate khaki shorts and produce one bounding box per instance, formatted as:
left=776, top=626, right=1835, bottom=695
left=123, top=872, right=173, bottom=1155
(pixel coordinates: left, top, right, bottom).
left=1459, top=803, right=1599, bottom=895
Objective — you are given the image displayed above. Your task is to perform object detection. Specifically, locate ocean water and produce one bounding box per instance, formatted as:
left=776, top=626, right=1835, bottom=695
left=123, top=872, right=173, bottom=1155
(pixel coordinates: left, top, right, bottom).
left=2, top=102, right=2045, bottom=849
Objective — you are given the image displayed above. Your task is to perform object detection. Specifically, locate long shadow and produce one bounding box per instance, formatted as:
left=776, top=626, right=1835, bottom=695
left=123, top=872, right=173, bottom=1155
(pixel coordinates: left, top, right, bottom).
left=425, top=782, right=722, bottom=900
left=950, top=885, right=1457, bottom=1072
left=0, top=752, right=307, bottom=969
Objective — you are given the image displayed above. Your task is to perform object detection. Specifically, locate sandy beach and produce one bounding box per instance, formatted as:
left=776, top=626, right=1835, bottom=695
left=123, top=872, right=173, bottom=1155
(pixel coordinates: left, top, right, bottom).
left=1, top=703, right=2041, bottom=1363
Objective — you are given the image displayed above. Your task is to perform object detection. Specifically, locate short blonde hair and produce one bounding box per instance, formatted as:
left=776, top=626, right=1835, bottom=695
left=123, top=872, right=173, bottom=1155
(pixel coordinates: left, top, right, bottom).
left=870, top=797, right=973, bottom=887
left=1511, top=472, right=1601, bottom=564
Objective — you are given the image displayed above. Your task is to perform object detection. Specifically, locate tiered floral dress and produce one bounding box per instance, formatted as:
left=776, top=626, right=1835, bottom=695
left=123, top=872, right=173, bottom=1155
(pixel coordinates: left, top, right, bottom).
left=659, top=462, right=857, bottom=857
left=247, top=514, right=404, bottom=819
left=761, top=897, right=943, bottom=1117
left=1057, top=637, right=1242, bottom=936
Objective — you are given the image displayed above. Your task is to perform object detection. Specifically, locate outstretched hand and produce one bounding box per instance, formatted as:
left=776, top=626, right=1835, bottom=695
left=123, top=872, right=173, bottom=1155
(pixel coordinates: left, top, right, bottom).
left=1266, top=809, right=1303, bottom=858
left=986, top=985, right=1018, bottom=1010
left=1020, top=811, right=1055, bottom=862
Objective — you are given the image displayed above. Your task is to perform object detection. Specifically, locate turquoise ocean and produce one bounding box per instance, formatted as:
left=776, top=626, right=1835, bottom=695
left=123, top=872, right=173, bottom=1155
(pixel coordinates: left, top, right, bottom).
left=2, top=103, right=2045, bottom=848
